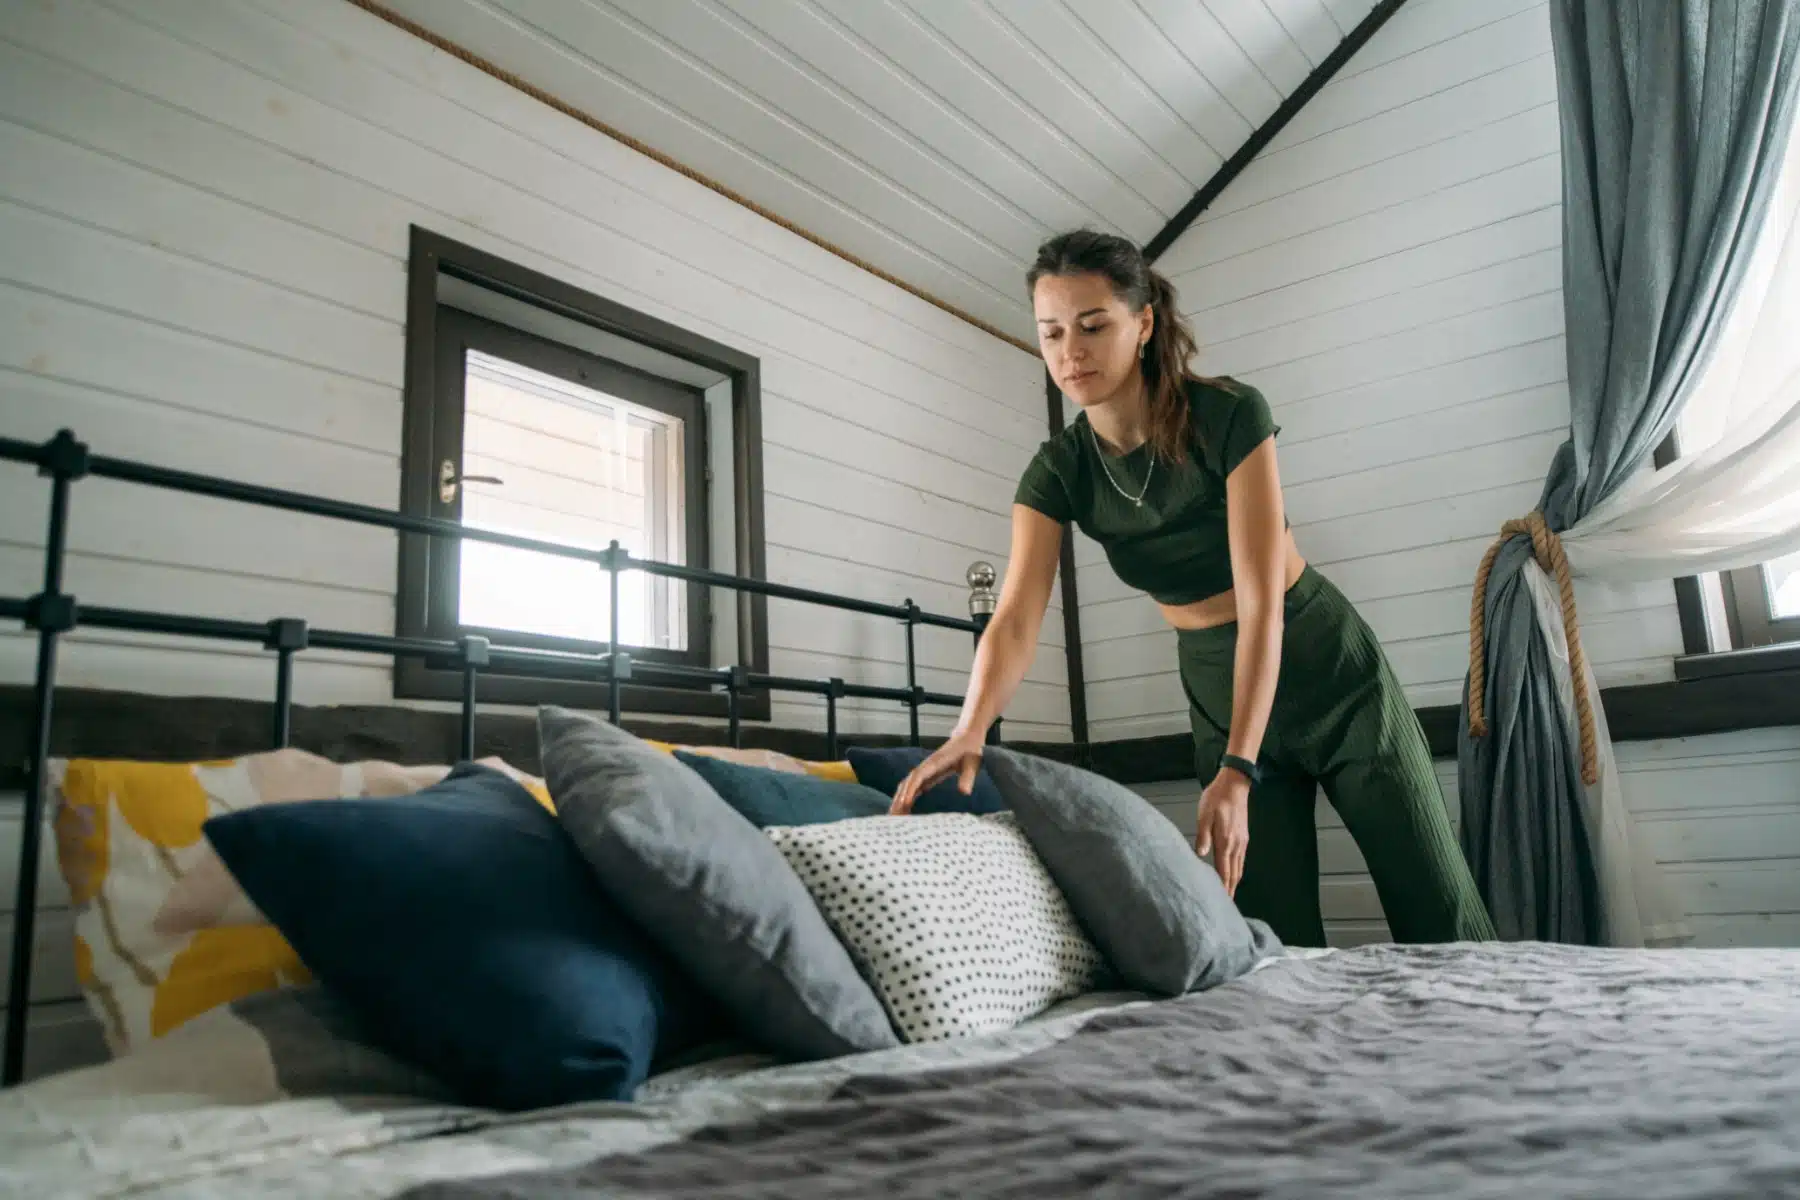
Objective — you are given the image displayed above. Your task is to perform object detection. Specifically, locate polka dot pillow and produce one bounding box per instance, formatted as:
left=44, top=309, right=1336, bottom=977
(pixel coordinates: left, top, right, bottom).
left=764, top=812, right=1107, bottom=1043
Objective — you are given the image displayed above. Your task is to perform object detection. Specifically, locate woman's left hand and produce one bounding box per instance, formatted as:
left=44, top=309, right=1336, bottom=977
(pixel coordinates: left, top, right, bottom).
left=1194, top=769, right=1251, bottom=897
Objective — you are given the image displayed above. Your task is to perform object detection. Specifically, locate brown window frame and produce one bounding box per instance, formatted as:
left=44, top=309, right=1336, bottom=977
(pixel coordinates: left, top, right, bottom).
left=396, top=227, right=770, bottom=721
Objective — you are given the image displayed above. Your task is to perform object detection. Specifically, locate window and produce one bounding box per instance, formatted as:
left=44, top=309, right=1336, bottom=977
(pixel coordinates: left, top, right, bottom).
left=1721, top=551, right=1800, bottom=649
left=397, top=228, right=769, bottom=719
left=440, top=319, right=705, bottom=655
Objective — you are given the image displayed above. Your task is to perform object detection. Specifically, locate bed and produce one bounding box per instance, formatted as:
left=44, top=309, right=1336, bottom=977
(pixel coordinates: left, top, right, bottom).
left=5, top=431, right=1800, bottom=1200
left=5, top=940, right=1800, bottom=1199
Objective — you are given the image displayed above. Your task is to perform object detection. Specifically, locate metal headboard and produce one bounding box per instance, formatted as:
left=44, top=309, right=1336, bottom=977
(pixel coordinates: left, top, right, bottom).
left=0, top=429, right=1004, bottom=1085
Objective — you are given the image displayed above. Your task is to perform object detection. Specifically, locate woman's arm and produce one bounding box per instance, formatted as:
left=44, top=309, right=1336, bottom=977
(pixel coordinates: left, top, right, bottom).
left=889, top=505, right=1062, bottom=812
left=1223, top=437, right=1287, bottom=768
left=1195, top=436, right=1288, bottom=892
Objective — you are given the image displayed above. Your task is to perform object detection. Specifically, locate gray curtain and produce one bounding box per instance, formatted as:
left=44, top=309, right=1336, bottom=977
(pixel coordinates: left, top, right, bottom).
left=1460, top=0, right=1800, bottom=943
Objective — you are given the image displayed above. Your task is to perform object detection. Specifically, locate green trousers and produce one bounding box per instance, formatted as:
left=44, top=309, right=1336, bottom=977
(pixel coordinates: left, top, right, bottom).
left=1179, top=566, right=1495, bottom=948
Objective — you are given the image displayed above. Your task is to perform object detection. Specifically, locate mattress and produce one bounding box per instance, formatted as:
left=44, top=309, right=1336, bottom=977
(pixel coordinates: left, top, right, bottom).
left=4, top=942, right=1798, bottom=1199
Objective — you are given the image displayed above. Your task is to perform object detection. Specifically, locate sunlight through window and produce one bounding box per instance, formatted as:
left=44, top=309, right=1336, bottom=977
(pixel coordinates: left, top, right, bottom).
left=455, top=349, right=687, bottom=649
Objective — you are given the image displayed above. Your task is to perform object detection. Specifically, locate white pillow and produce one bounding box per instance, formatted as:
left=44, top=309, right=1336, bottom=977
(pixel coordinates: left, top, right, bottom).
left=764, top=812, right=1108, bottom=1043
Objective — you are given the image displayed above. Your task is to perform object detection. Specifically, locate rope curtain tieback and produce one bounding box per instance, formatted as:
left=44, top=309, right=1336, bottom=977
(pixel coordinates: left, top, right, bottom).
left=1467, top=510, right=1600, bottom=786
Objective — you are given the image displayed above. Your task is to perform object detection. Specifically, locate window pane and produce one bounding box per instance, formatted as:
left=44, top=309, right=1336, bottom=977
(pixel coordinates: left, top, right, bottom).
left=1766, top=550, right=1800, bottom=620
left=456, top=349, right=687, bottom=648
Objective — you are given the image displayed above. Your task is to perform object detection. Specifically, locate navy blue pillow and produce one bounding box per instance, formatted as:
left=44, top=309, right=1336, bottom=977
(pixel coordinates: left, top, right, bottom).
left=672, top=751, right=889, bottom=827
left=846, top=746, right=1005, bottom=816
left=203, top=763, right=722, bottom=1111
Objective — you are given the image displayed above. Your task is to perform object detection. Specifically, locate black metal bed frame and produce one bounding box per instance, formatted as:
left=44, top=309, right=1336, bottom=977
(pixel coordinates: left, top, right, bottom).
left=0, top=429, right=1000, bottom=1086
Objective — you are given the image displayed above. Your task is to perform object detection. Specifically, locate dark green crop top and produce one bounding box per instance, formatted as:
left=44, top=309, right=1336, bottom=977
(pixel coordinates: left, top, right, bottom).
left=1013, top=378, right=1280, bottom=606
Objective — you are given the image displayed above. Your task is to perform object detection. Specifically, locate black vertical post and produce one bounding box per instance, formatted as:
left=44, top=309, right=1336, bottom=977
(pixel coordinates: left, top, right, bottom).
left=971, top=610, right=1003, bottom=747
left=458, top=635, right=489, bottom=761
left=273, top=653, right=294, bottom=748
left=5, top=431, right=87, bottom=1088
left=605, top=541, right=623, bottom=725
left=825, top=678, right=844, bottom=760
left=726, top=665, right=748, bottom=749
left=966, top=562, right=1001, bottom=748
left=902, top=599, right=920, bottom=748
left=264, top=619, right=307, bottom=750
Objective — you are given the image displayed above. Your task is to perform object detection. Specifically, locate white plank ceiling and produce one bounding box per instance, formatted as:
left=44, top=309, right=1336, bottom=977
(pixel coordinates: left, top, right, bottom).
left=377, top=0, right=1377, bottom=342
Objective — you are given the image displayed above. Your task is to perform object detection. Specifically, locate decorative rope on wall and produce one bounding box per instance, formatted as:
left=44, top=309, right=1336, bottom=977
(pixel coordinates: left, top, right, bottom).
left=342, top=0, right=1037, bottom=357
left=1467, top=511, right=1600, bottom=786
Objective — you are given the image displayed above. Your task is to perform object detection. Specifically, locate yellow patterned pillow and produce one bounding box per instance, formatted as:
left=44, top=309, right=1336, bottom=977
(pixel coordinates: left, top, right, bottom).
left=49, top=750, right=551, bottom=1056
left=643, top=739, right=855, bottom=782
left=802, top=759, right=858, bottom=784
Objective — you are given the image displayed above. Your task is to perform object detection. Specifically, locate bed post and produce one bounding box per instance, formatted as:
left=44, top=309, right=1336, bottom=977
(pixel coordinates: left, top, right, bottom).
left=458, top=635, right=489, bottom=760
left=726, top=664, right=748, bottom=749
left=603, top=541, right=624, bottom=725
left=265, top=619, right=308, bottom=749
left=902, top=599, right=921, bottom=748
left=967, top=562, right=1001, bottom=747
left=4, top=431, right=87, bottom=1087
left=825, top=677, right=845, bottom=760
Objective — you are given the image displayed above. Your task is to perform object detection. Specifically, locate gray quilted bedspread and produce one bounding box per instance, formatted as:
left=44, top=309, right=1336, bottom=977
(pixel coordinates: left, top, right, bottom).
left=7, top=943, right=1800, bottom=1198
left=402, top=943, right=1800, bottom=1200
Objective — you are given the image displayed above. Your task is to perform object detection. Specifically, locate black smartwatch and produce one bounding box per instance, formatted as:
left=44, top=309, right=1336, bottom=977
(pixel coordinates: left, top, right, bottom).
left=1218, top=753, right=1262, bottom=786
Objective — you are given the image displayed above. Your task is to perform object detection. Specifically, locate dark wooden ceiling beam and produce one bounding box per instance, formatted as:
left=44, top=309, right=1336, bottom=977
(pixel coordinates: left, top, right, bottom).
left=1142, top=0, right=1409, bottom=264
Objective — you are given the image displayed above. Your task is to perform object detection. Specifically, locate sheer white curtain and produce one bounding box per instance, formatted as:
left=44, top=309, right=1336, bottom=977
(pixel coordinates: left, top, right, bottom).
left=1522, top=106, right=1800, bottom=948
left=1522, top=561, right=1691, bottom=946
left=1559, top=115, right=1800, bottom=583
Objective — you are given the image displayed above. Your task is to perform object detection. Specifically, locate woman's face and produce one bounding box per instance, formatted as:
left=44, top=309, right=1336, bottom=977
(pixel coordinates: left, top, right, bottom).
left=1033, top=272, right=1152, bottom=408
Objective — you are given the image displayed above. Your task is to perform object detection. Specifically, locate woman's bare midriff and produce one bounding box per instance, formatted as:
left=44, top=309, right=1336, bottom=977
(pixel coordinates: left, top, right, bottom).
left=1157, top=532, right=1308, bottom=631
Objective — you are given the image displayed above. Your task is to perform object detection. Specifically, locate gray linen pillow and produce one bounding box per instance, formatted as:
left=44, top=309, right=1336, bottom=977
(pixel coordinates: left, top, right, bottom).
left=537, top=706, right=898, bottom=1060
left=982, top=748, right=1281, bottom=996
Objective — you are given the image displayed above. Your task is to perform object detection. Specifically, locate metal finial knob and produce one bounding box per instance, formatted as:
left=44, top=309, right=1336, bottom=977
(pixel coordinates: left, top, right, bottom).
left=967, top=560, right=997, bottom=618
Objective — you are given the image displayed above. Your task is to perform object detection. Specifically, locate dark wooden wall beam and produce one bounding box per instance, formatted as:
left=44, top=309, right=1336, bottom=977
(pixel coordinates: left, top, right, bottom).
left=1089, top=668, right=1800, bottom=785
left=1142, top=0, right=1409, bottom=263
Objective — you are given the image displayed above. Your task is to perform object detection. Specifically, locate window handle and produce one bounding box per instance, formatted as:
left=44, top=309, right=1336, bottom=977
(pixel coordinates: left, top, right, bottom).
left=439, top=459, right=504, bottom=504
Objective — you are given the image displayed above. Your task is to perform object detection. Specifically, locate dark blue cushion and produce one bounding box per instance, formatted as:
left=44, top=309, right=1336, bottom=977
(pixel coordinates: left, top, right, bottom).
left=846, top=746, right=1005, bottom=816
left=672, top=751, right=889, bottom=827
left=203, top=763, right=723, bottom=1111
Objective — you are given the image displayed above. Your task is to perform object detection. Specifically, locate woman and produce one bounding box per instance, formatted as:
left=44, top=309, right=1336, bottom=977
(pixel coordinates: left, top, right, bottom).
left=891, top=230, right=1494, bottom=948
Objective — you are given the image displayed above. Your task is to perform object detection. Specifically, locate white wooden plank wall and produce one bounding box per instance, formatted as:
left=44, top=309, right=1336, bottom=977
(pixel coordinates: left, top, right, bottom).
left=0, top=0, right=1067, bottom=743
left=1083, top=0, right=1685, bottom=744
left=1138, top=727, right=1800, bottom=950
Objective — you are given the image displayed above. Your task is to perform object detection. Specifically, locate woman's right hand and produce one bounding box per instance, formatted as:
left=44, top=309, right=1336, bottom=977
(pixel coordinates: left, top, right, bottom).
left=889, top=727, right=988, bottom=815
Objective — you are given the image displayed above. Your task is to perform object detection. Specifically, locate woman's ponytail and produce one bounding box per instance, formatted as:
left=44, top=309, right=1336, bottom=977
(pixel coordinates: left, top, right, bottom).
left=1142, top=270, right=1202, bottom=463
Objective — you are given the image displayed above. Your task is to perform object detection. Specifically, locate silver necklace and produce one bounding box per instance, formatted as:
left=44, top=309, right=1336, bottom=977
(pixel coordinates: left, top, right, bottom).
left=1088, top=420, right=1155, bottom=508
